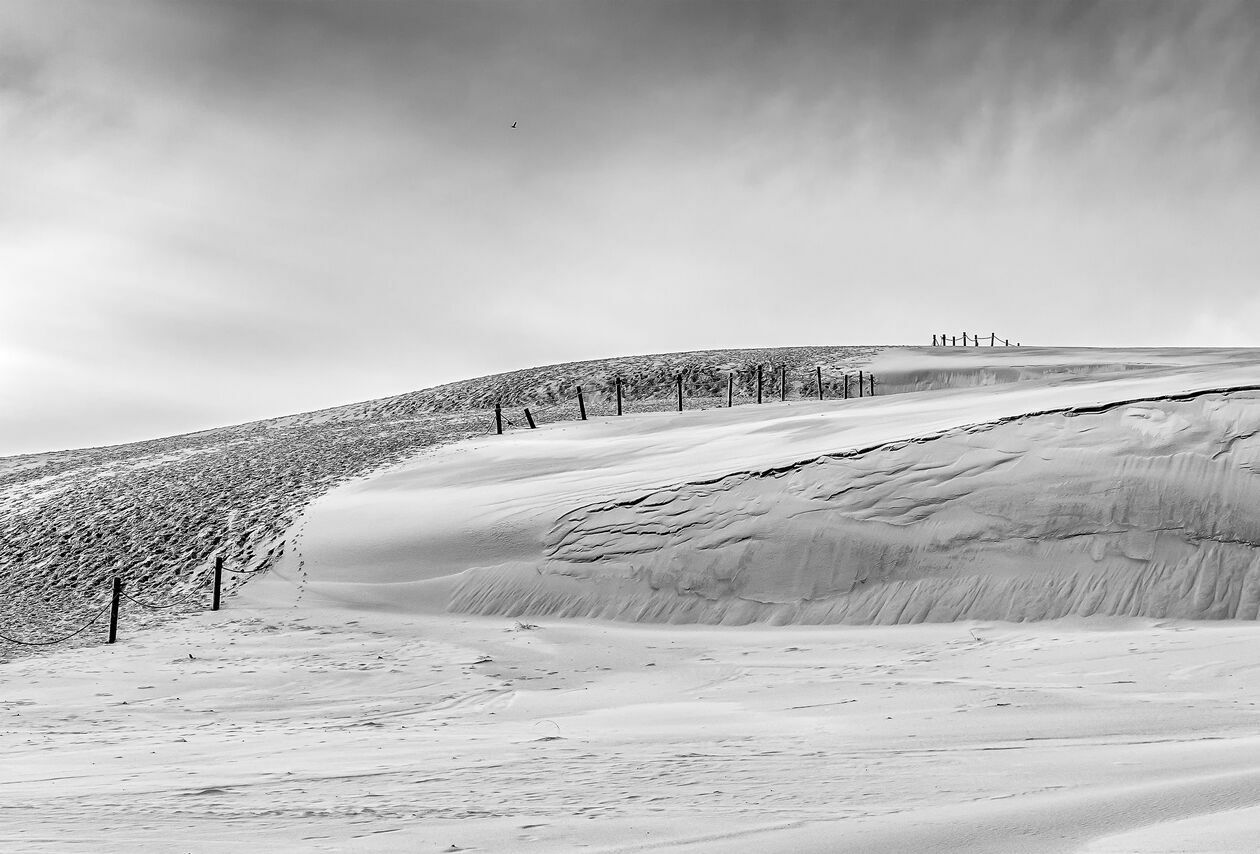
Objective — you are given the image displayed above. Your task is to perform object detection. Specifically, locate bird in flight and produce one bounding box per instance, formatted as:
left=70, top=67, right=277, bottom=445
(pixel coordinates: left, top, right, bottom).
left=511, top=121, right=517, bottom=128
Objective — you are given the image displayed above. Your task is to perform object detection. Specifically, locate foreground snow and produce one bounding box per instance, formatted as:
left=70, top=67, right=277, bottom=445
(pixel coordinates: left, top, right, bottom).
left=5, top=605, right=1260, bottom=852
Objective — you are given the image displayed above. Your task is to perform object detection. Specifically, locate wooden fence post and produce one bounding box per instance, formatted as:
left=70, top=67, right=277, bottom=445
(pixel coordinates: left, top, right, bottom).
left=858, top=369, right=864, bottom=398
left=524, top=408, right=536, bottom=429
left=677, top=374, right=683, bottom=412
left=932, top=334, right=938, bottom=346
left=727, top=373, right=733, bottom=407
left=212, top=555, right=223, bottom=612
left=843, top=374, right=849, bottom=399
left=615, top=376, right=623, bottom=416
left=495, top=402, right=503, bottom=435
left=869, top=374, right=876, bottom=396
left=816, top=366, right=823, bottom=400
left=577, top=386, right=587, bottom=421
left=780, top=365, right=786, bottom=401
left=757, top=365, right=763, bottom=404
left=108, top=577, right=121, bottom=644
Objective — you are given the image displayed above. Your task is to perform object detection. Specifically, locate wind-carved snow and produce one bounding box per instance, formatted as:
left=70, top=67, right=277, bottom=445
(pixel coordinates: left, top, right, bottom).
left=450, top=393, right=1260, bottom=623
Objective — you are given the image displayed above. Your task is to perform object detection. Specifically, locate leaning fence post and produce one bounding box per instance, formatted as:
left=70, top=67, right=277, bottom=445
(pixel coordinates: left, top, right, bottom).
left=524, top=408, right=537, bottom=429
left=108, top=577, right=121, bottom=644
left=676, top=374, right=683, bottom=412
left=615, top=376, right=623, bottom=416
left=727, top=373, right=733, bottom=407
left=780, top=365, right=787, bottom=401
left=577, top=386, right=587, bottom=421
left=212, top=555, right=223, bottom=612
left=757, top=365, right=763, bottom=404
left=816, top=366, right=823, bottom=400
left=495, top=402, right=503, bottom=435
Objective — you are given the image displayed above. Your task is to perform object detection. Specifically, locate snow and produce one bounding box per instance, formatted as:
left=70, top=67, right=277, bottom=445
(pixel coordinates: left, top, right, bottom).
left=272, top=351, right=1260, bottom=624
left=6, top=345, right=1260, bottom=850
left=7, top=610, right=1260, bottom=851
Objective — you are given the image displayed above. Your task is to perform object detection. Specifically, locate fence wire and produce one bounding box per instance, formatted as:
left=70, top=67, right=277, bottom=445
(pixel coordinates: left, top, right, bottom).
left=0, top=602, right=112, bottom=647
left=120, top=588, right=202, bottom=611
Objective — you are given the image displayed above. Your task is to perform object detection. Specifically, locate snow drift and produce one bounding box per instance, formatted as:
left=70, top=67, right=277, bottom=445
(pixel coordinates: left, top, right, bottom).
left=452, top=392, right=1260, bottom=624
left=269, top=350, right=1260, bottom=625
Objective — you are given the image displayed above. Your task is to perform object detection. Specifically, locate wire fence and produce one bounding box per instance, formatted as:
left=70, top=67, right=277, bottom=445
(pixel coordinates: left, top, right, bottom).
left=489, top=364, right=883, bottom=435
left=0, top=555, right=243, bottom=653
left=932, top=332, right=1021, bottom=347
left=0, top=602, right=113, bottom=647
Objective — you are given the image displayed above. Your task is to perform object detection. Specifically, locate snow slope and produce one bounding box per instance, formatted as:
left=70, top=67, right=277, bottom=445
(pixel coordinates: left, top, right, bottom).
left=264, top=350, right=1260, bottom=625
left=10, top=344, right=1237, bottom=653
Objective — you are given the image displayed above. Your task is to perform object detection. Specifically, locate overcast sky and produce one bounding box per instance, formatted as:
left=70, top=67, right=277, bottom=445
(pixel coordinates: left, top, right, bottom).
left=3, top=0, right=1259, bottom=455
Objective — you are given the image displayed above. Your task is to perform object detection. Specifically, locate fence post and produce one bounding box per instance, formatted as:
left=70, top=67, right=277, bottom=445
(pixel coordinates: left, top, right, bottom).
left=858, top=370, right=864, bottom=398
left=676, top=374, right=683, bottom=412
left=757, top=365, right=763, bottom=404
left=727, top=373, right=733, bottom=407
left=816, top=366, right=823, bottom=400
left=843, top=374, right=849, bottom=399
left=495, top=402, right=503, bottom=435
left=990, top=332, right=996, bottom=346
left=212, top=555, right=223, bottom=612
left=780, top=365, right=786, bottom=401
left=869, top=374, right=876, bottom=396
left=524, top=408, right=536, bottom=429
left=108, top=577, right=121, bottom=644
left=615, top=376, right=623, bottom=416
left=577, top=386, right=587, bottom=421
left=932, top=334, right=938, bottom=346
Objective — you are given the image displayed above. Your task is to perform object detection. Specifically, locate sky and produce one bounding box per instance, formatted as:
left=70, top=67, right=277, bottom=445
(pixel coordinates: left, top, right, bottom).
left=2, top=0, right=1259, bottom=455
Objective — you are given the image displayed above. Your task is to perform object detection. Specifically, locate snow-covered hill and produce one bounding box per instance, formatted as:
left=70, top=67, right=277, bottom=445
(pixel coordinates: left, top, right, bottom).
left=5, top=345, right=1259, bottom=654
left=252, top=347, right=1260, bottom=625
left=0, top=344, right=886, bottom=651
left=9, top=344, right=1260, bottom=853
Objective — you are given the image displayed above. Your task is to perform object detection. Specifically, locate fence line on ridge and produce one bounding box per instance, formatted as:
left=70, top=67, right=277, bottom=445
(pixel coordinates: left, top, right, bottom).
left=492, top=362, right=880, bottom=433
left=933, top=332, right=1020, bottom=347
